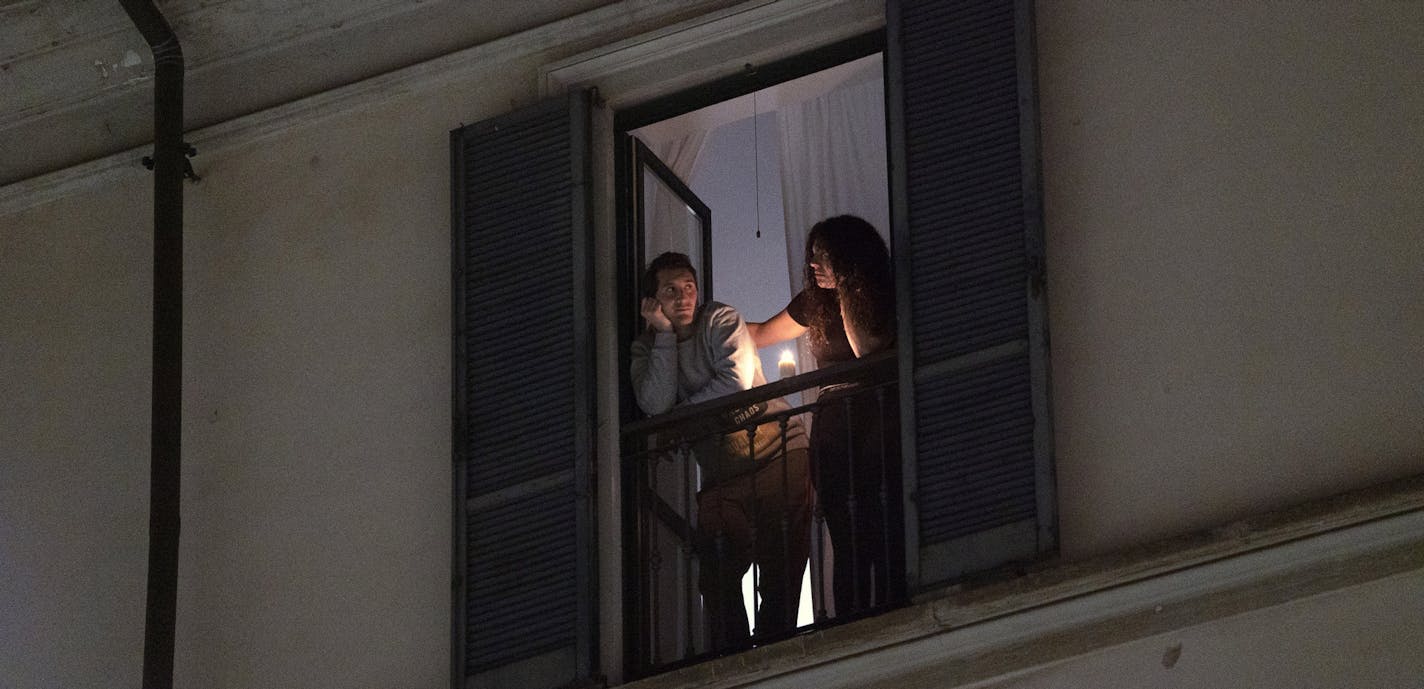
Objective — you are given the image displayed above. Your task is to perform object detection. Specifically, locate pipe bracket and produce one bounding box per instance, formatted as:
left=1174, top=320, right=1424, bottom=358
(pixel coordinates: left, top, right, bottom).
left=141, top=143, right=200, bottom=182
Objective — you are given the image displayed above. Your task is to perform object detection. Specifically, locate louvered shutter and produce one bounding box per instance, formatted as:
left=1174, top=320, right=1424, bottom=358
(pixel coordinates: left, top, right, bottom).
left=887, top=0, right=1056, bottom=588
left=451, top=93, right=596, bottom=689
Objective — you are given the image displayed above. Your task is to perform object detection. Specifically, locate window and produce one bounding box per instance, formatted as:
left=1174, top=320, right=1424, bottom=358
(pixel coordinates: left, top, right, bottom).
left=449, top=2, right=1052, bottom=688
left=616, top=47, right=902, bottom=674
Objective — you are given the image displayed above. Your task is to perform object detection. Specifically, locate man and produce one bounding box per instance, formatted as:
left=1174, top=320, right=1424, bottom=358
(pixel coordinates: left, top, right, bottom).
left=630, top=252, right=811, bottom=650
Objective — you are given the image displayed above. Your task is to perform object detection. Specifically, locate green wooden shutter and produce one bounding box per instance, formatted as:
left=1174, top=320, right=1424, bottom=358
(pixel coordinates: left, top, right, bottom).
left=887, top=0, right=1056, bottom=588
left=451, top=93, right=597, bottom=689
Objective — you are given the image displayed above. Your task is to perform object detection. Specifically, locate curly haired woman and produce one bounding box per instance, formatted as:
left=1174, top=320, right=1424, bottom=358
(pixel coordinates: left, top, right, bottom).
left=748, top=214, right=903, bottom=616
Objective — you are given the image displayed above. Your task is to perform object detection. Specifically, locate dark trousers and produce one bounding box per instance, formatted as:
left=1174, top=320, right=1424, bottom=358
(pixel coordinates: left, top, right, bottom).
left=812, top=384, right=903, bottom=616
left=696, top=447, right=811, bottom=650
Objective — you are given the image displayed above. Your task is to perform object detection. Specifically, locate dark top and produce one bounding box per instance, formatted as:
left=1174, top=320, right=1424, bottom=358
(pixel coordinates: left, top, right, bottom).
left=787, top=288, right=856, bottom=364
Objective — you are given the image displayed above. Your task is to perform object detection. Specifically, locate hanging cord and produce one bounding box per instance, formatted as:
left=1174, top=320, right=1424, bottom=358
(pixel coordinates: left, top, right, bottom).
left=754, top=90, right=761, bottom=239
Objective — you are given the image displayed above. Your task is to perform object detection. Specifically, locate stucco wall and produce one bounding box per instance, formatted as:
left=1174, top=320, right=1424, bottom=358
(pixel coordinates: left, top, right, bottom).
left=978, top=570, right=1424, bottom=689
left=166, top=92, right=469, bottom=688
left=2, top=178, right=151, bottom=688
left=1037, top=1, right=1424, bottom=557
left=0, top=52, right=485, bottom=689
left=0, top=3, right=720, bottom=686
left=2, top=1, right=1422, bottom=688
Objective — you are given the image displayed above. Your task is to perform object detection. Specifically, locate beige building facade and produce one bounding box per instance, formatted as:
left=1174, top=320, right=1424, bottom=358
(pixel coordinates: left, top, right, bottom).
left=3, top=1, right=1422, bottom=687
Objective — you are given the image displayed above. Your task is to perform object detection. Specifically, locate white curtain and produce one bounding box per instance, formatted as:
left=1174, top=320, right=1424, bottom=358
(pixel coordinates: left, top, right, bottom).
left=641, top=132, right=708, bottom=273
left=775, top=62, right=889, bottom=372
left=650, top=134, right=706, bottom=183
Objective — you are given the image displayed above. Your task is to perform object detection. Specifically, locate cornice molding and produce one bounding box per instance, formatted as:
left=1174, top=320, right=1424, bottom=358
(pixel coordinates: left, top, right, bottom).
left=0, top=0, right=449, bottom=132
left=542, top=0, right=882, bottom=109
left=0, top=0, right=737, bottom=217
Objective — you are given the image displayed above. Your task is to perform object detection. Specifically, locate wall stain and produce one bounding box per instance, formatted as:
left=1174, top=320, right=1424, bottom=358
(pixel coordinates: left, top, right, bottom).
left=1161, top=642, right=1183, bottom=669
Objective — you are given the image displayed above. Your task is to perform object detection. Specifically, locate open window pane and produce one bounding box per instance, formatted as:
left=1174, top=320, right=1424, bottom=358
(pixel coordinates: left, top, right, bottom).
left=634, top=138, right=712, bottom=303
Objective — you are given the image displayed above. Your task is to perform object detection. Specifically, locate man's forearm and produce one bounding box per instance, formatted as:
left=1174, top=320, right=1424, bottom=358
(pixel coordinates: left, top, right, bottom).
left=681, top=363, right=747, bottom=405
left=683, top=305, right=757, bottom=404
left=630, top=331, right=679, bottom=415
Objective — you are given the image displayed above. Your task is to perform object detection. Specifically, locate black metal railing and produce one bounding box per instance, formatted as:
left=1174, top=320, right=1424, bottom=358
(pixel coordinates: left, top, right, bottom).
left=622, top=351, right=901, bottom=675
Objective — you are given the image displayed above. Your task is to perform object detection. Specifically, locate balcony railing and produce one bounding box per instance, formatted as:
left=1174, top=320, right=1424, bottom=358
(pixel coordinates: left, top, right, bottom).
left=622, top=350, right=901, bottom=675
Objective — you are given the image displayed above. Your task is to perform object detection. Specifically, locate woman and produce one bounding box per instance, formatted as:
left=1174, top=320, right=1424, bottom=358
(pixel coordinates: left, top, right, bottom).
left=747, top=214, right=902, bottom=616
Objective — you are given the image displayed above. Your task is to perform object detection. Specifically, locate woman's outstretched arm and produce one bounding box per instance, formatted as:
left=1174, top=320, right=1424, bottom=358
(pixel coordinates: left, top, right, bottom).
left=746, top=307, right=807, bottom=348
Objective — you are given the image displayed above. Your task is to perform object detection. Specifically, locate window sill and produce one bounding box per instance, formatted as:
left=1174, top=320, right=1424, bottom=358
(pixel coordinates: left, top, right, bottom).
left=619, top=472, right=1424, bottom=689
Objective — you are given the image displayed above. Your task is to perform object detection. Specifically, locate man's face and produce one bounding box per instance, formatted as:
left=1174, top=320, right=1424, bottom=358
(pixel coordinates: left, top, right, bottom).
left=654, top=267, right=698, bottom=328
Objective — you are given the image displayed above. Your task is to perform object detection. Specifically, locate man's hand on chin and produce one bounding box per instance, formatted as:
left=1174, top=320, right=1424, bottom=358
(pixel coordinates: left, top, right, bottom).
left=641, top=297, right=673, bottom=333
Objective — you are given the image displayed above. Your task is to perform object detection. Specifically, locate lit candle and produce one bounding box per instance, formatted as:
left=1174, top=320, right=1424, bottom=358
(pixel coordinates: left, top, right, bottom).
left=778, top=348, right=796, bottom=380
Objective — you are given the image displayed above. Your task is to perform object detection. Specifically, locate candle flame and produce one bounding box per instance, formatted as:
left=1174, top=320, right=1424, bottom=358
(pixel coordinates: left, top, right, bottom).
left=779, top=348, right=795, bottom=366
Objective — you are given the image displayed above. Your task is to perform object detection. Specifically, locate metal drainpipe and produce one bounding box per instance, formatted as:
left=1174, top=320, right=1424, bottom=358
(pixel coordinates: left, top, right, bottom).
left=118, top=2, right=186, bottom=688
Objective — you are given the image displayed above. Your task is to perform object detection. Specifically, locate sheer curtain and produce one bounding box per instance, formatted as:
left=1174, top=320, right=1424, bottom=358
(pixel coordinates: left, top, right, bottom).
left=640, top=132, right=709, bottom=278
left=775, top=62, right=889, bottom=374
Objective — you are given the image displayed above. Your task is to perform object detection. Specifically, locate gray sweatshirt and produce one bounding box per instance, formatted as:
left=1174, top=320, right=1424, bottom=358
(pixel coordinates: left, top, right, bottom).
left=630, top=301, right=806, bottom=484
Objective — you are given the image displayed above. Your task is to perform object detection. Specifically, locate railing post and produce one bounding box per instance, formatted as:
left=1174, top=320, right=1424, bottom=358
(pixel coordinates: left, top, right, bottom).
left=648, top=457, right=662, bottom=667
left=877, top=386, right=891, bottom=607
left=843, top=395, right=860, bottom=612
left=713, top=528, right=728, bottom=648
left=745, top=422, right=759, bottom=637
left=812, top=414, right=828, bottom=622
left=679, top=441, right=695, bottom=660
left=778, top=417, right=792, bottom=631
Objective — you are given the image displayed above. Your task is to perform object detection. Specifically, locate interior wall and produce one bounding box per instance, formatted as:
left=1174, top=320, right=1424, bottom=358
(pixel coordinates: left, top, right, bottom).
left=690, top=110, right=793, bottom=378
left=1037, top=0, right=1424, bottom=557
